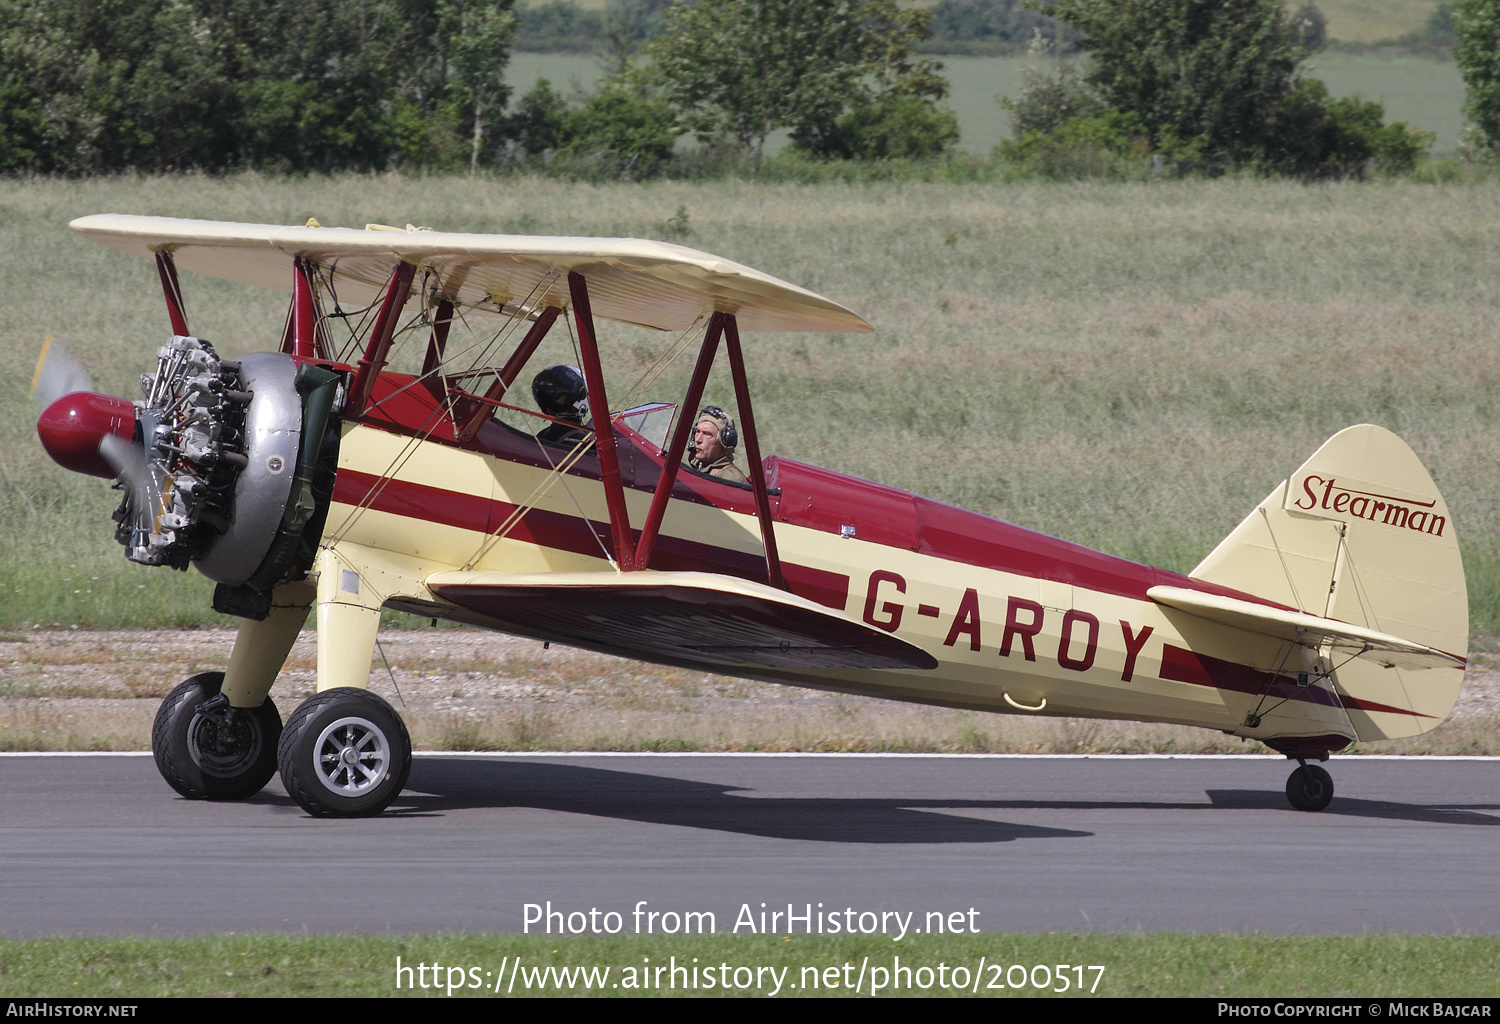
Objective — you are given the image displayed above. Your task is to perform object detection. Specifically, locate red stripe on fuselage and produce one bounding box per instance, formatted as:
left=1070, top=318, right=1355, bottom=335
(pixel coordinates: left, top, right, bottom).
left=1159, top=644, right=1428, bottom=717
left=331, top=468, right=850, bottom=610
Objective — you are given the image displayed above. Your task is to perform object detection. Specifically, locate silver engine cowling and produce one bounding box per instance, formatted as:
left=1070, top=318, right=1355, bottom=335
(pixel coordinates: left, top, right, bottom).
left=113, top=335, right=342, bottom=618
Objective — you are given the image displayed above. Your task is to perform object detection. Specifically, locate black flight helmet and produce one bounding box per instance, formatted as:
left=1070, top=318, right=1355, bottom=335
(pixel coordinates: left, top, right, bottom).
left=532, top=365, right=588, bottom=422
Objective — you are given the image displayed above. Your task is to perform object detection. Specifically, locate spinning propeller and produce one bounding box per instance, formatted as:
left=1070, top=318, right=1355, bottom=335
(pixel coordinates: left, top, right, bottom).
left=30, top=334, right=93, bottom=405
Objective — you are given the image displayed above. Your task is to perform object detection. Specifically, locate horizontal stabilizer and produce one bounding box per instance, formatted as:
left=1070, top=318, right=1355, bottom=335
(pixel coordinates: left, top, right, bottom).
left=427, top=570, right=937, bottom=671
left=1147, top=586, right=1463, bottom=671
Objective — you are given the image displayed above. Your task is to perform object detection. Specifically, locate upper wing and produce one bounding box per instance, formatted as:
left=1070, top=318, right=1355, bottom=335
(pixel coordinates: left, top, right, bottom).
left=424, top=569, right=937, bottom=672
left=1147, top=585, right=1464, bottom=670
left=70, top=214, right=872, bottom=335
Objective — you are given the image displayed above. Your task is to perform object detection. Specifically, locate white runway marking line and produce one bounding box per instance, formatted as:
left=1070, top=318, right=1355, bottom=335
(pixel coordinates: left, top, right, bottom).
left=3, top=751, right=1498, bottom=761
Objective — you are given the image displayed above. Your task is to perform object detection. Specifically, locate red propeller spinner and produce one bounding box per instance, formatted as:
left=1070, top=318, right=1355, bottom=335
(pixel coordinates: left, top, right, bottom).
left=37, top=390, right=136, bottom=478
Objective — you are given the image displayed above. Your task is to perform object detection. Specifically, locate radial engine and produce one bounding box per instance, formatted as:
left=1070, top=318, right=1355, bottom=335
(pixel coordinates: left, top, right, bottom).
left=37, top=334, right=344, bottom=620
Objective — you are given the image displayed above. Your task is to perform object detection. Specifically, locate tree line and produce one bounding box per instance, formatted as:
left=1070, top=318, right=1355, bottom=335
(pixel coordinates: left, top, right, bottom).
left=3, top=0, right=1500, bottom=179
left=512, top=0, right=1067, bottom=58
left=0, top=0, right=518, bottom=173
left=1003, top=0, right=1433, bottom=179
left=0, top=0, right=955, bottom=173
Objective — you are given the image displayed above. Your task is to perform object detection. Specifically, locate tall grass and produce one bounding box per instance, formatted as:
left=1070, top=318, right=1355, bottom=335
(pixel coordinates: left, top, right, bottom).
left=4, top=174, right=1499, bottom=639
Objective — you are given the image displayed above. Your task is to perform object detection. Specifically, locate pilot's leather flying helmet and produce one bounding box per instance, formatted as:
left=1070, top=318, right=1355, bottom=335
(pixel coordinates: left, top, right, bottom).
left=698, top=406, right=738, bottom=450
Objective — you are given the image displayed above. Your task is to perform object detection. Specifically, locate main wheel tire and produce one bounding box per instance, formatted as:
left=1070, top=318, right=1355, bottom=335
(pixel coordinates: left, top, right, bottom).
left=277, top=688, right=411, bottom=818
left=152, top=672, right=282, bottom=800
left=1286, top=764, right=1334, bottom=811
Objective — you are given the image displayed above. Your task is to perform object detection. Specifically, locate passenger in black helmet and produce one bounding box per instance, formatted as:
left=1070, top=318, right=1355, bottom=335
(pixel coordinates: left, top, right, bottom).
left=531, top=365, right=590, bottom=446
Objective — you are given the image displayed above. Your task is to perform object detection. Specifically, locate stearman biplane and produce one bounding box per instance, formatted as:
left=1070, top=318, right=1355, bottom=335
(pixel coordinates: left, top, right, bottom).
left=35, top=214, right=1468, bottom=816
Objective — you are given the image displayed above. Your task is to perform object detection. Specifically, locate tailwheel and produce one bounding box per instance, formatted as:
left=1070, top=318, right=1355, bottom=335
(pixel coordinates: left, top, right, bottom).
left=1285, top=762, right=1334, bottom=812
left=278, top=688, right=411, bottom=818
left=152, top=672, right=281, bottom=800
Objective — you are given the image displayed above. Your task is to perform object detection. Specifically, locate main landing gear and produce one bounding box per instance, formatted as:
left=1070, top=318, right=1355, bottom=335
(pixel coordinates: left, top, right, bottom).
left=152, top=672, right=282, bottom=800
left=1285, top=759, right=1334, bottom=812
left=276, top=688, right=412, bottom=818
left=152, top=675, right=413, bottom=817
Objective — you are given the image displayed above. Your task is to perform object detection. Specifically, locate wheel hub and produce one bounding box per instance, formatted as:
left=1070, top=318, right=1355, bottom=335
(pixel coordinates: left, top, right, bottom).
left=313, top=717, right=391, bottom=797
left=187, top=709, right=261, bottom=778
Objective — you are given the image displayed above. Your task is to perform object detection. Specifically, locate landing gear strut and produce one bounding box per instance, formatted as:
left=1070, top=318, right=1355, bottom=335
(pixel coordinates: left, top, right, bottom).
left=1285, top=760, right=1334, bottom=812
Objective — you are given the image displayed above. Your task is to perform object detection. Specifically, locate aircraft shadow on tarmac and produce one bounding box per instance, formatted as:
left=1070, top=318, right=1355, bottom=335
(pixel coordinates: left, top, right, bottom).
left=1204, top=790, right=1500, bottom=826
left=262, top=758, right=1500, bottom=841
left=379, top=759, right=1092, bottom=844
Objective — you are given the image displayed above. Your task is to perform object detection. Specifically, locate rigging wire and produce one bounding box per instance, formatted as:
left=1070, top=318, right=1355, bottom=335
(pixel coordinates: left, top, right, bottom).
left=309, top=261, right=382, bottom=363
left=457, top=313, right=710, bottom=570
left=528, top=433, right=616, bottom=563
left=1258, top=506, right=1306, bottom=613
left=313, top=257, right=715, bottom=588
left=461, top=434, right=603, bottom=570
left=374, top=636, right=406, bottom=710
left=1244, top=639, right=1370, bottom=728
left=323, top=271, right=557, bottom=548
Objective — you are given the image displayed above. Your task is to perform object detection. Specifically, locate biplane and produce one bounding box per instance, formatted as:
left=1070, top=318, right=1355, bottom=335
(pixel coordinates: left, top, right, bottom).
left=35, top=214, right=1468, bottom=817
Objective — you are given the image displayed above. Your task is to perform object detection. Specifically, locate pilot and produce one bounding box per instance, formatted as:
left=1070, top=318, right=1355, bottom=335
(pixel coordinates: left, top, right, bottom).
left=688, top=405, right=748, bottom=483
left=531, top=365, right=590, bottom=445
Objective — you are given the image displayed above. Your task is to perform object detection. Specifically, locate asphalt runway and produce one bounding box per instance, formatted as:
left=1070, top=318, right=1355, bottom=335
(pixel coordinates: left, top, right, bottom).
left=1, top=753, right=1496, bottom=937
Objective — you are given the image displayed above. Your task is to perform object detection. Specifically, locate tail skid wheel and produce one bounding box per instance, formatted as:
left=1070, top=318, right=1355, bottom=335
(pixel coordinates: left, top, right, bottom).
left=1286, top=763, right=1334, bottom=812
left=278, top=688, right=411, bottom=817
left=152, top=672, right=281, bottom=800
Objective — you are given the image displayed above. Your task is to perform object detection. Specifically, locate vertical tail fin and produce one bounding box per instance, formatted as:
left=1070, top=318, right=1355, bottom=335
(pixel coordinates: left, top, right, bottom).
left=1191, top=425, right=1467, bottom=740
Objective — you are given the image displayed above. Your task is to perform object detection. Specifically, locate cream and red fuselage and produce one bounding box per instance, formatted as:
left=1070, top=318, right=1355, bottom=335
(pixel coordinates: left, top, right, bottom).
left=39, top=219, right=1463, bottom=805
left=329, top=369, right=1372, bottom=755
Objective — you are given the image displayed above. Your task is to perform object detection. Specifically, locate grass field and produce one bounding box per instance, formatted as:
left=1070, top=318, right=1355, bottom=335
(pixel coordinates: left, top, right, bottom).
left=1, top=933, right=1496, bottom=997
left=4, top=174, right=1499, bottom=640
left=506, top=52, right=1468, bottom=155
left=1302, top=53, right=1464, bottom=151
left=1318, top=0, right=1443, bottom=43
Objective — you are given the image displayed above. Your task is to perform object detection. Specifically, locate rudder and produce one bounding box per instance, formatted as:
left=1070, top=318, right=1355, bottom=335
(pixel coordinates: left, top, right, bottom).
left=1191, top=425, right=1467, bottom=740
